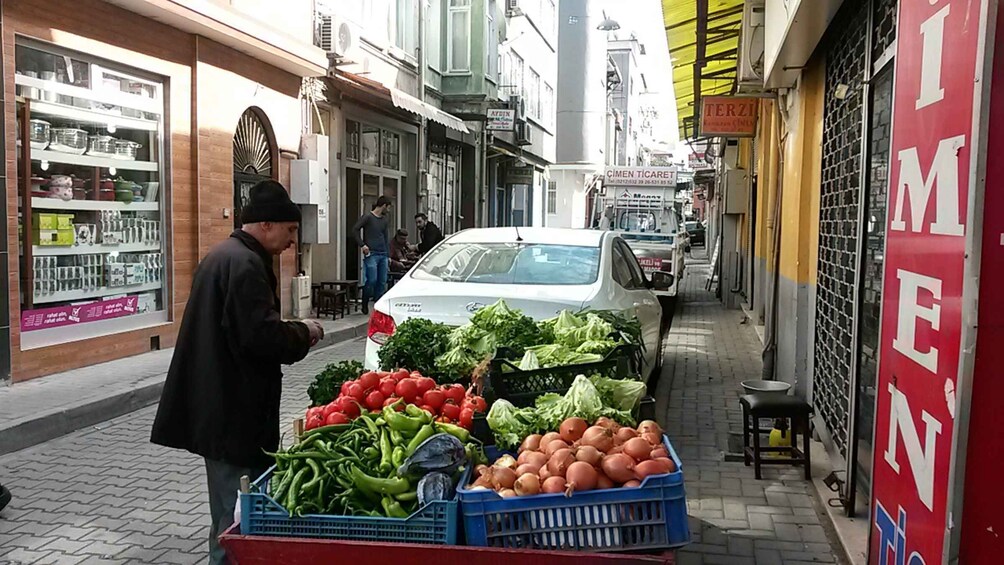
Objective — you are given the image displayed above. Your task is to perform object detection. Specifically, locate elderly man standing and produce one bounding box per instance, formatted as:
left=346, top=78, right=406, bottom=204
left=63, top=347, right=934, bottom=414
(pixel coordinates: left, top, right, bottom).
left=151, top=180, right=324, bottom=565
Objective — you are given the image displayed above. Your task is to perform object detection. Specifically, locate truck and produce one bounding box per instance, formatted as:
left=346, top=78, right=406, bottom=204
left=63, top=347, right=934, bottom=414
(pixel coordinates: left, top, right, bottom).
left=590, top=166, right=688, bottom=299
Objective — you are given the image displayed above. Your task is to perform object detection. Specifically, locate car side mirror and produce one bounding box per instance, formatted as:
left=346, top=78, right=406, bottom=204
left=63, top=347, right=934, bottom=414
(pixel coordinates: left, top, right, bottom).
left=651, top=271, right=673, bottom=291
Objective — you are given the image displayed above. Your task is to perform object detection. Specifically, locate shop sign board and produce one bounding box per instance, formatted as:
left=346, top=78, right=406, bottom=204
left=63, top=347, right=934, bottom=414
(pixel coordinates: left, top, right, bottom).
left=603, top=166, right=677, bottom=187
left=698, top=96, right=758, bottom=137
left=614, top=188, right=664, bottom=209
left=869, top=1, right=989, bottom=563
left=487, top=108, right=516, bottom=131
left=21, top=296, right=139, bottom=332
left=505, top=166, right=534, bottom=185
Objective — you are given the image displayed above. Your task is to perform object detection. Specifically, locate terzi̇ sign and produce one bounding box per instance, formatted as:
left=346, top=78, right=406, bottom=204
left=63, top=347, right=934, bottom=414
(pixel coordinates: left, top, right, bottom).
left=603, top=166, right=678, bottom=187
left=699, top=96, right=758, bottom=137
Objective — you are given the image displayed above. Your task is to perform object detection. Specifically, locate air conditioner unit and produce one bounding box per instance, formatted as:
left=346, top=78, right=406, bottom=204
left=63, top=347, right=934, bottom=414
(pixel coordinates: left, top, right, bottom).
left=318, top=14, right=363, bottom=63
left=506, top=0, right=523, bottom=17
left=737, top=0, right=765, bottom=86
left=510, top=95, right=527, bottom=120
left=516, top=121, right=532, bottom=145
left=291, top=274, right=312, bottom=319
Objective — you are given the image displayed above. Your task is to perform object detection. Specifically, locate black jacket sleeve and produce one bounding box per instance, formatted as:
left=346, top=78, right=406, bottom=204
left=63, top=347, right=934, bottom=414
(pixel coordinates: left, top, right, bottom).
left=419, top=224, right=444, bottom=254
left=224, top=259, right=311, bottom=365
left=351, top=214, right=368, bottom=248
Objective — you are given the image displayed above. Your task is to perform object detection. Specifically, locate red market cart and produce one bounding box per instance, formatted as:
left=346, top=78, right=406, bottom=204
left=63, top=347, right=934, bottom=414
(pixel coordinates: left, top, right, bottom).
left=219, top=524, right=676, bottom=565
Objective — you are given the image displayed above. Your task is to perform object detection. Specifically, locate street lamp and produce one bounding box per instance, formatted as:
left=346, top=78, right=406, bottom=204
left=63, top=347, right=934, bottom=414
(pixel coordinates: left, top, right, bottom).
left=597, top=18, right=621, bottom=31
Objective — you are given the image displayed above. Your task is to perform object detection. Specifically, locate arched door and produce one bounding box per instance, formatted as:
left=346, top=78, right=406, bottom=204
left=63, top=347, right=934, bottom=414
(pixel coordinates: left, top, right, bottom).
left=233, top=108, right=277, bottom=228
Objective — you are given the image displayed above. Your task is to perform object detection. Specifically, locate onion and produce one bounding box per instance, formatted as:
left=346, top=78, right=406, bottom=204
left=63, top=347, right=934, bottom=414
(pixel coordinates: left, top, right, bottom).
left=635, top=459, right=670, bottom=480
left=514, top=473, right=541, bottom=496
left=475, top=464, right=489, bottom=476
left=520, top=434, right=543, bottom=453
left=656, top=457, right=678, bottom=473
left=601, top=453, right=636, bottom=483
left=541, top=432, right=562, bottom=446
left=516, top=463, right=541, bottom=477
left=624, top=480, right=642, bottom=488
left=521, top=451, right=548, bottom=469
left=596, top=473, right=615, bottom=490
left=547, top=448, right=576, bottom=478
left=623, top=437, right=653, bottom=462
left=492, top=466, right=517, bottom=490
left=565, top=461, right=598, bottom=494
left=637, top=420, right=663, bottom=436
left=581, top=426, right=615, bottom=453
left=574, top=445, right=603, bottom=466
left=594, top=417, right=621, bottom=430
left=544, top=439, right=570, bottom=457
left=607, top=445, right=624, bottom=455
left=542, top=476, right=566, bottom=494
left=559, top=417, right=588, bottom=443
left=650, top=446, right=669, bottom=459
left=494, top=454, right=518, bottom=469
left=615, top=427, right=638, bottom=444
left=499, top=488, right=517, bottom=498
left=472, top=475, right=493, bottom=489
left=641, top=432, right=663, bottom=446
left=538, top=465, right=552, bottom=480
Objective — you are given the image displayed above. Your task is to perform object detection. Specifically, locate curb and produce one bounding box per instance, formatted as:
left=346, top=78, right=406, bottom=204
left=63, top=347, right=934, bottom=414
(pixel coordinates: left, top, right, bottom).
left=0, top=321, right=368, bottom=457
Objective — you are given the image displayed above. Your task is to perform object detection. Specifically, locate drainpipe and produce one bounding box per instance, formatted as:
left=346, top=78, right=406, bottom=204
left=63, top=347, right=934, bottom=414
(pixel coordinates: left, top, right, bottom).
left=417, top=0, right=428, bottom=220
left=763, top=94, right=789, bottom=380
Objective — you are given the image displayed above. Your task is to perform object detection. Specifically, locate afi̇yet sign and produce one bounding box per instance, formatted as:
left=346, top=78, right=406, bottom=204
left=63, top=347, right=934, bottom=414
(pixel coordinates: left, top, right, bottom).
left=486, top=108, right=516, bottom=131
left=603, top=166, right=678, bottom=187
left=869, top=1, right=989, bottom=564
left=699, top=96, right=758, bottom=137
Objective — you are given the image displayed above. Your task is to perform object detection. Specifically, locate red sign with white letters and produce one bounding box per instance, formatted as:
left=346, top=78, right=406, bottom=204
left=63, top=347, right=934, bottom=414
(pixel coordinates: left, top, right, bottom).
left=869, top=1, right=988, bottom=563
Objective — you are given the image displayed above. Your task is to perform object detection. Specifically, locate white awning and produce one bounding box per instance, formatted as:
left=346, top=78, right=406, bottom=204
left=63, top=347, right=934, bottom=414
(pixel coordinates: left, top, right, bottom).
left=389, top=88, right=470, bottom=134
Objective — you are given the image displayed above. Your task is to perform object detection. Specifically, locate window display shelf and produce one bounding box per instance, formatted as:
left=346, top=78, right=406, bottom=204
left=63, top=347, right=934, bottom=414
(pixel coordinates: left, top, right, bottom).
left=28, top=100, right=159, bottom=132
left=31, top=197, right=159, bottom=212
left=32, top=243, right=161, bottom=257
left=33, top=282, right=162, bottom=305
left=32, top=149, right=158, bottom=172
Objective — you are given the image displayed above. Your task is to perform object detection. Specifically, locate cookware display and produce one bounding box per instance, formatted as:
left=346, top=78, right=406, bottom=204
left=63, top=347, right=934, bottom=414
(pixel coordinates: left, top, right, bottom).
left=29, top=119, right=51, bottom=150
left=87, top=135, right=117, bottom=156
left=49, top=127, right=88, bottom=154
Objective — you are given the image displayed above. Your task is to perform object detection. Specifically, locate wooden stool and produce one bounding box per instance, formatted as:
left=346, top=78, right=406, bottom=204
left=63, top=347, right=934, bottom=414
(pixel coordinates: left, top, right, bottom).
left=740, top=393, right=813, bottom=480
left=316, top=288, right=346, bottom=319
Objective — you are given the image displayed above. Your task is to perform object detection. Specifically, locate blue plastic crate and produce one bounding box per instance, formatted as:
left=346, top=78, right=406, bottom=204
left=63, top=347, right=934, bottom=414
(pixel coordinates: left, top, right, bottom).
left=240, top=467, right=459, bottom=544
left=458, top=435, right=690, bottom=552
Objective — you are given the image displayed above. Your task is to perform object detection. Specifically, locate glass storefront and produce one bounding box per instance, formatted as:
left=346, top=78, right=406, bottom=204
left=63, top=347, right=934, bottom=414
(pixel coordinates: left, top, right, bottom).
left=14, top=41, right=169, bottom=348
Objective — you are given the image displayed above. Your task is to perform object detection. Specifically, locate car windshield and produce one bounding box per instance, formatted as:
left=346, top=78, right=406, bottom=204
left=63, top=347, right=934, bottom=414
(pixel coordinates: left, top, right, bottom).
left=411, top=242, right=601, bottom=285
left=619, top=211, right=659, bottom=232
left=686, top=222, right=701, bottom=230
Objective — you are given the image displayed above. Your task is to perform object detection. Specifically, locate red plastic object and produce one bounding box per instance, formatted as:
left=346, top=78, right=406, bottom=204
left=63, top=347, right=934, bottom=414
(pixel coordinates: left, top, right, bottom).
left=219, top=525, right=675, bottom=565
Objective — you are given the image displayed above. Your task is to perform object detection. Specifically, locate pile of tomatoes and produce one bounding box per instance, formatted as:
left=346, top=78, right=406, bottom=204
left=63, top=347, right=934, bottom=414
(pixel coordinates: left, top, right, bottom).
left=305, top=369, right=487, bottom=431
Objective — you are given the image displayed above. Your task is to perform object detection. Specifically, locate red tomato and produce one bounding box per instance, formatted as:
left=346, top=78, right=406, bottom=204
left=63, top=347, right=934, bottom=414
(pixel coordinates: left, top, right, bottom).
left=470, top=396, right=488, bottom=413
left=383, top=397, right=405, bottom=411
left=459, top=407, right=474, bottom=429
left=322, top=403, right=340, bottom=419
left=415, top=377, right=436, bottom=395
left=340, top=381, right=355, bottom=396
left=440, top=403, right=461, bottom=421
left=337, top=397, right=361, bottom=419
left=379, top=378, right=397, bottom=397
left=305, top=412, right=324, bottom=430
left=326, top=412, right=350, bottom=425
left=445, top=384, right=466, bottom=404
left=436, top=416, right=451, bottom=423
left=306, top=406, right=323, bottom=421
left=393, top=369, right=410, bottom=382
left=365, top=390, right=386, bottom=410
left=410, top=371, right=423, bottom=379
left=422, top=389, right=446, bottom=410
left=347, top=383, right=366, bottom=402
left=395, top=379, right=419, bottom=402
left=358, top=372, right=380, bottom=391
left=419, top=404, right=436, bottom=416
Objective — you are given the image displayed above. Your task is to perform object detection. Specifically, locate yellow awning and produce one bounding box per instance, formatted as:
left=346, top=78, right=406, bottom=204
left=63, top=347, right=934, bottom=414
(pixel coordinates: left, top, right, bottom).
left=664, top=0, right=744, bottom=140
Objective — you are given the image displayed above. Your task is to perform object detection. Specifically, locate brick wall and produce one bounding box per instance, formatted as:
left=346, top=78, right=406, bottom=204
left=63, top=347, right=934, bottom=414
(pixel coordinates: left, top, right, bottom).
left=4, top=0, right=303, bottom=381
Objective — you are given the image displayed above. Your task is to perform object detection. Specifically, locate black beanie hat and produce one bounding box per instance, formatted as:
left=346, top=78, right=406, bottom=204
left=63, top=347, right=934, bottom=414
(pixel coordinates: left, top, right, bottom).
left=241, top=180, right=301, bottom=224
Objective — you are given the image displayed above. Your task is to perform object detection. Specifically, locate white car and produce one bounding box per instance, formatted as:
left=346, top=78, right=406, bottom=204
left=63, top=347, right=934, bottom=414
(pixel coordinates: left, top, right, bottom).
left=364, top=227, right=665, bottom=378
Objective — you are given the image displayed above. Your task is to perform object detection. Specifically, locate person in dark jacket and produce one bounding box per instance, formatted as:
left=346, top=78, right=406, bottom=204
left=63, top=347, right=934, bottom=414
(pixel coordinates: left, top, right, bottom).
left=415, top=212, right=444, bottom=255
left=151, top=180, right=323, bottom=565
left=352, top=195, right=392, bottom=313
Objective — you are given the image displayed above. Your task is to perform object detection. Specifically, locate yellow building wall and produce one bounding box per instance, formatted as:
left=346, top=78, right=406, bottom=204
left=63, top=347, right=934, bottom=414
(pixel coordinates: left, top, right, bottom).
left=755, top=99, right=779, bottom=271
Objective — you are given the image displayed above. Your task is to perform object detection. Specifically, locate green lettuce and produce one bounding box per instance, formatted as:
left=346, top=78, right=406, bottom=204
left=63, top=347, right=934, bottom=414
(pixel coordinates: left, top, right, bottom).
left=589, top=375, right=647, bottom=412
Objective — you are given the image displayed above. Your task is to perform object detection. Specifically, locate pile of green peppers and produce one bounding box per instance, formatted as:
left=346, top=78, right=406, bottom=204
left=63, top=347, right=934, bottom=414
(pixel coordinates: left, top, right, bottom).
left=266, top=400, right=478, bottom=518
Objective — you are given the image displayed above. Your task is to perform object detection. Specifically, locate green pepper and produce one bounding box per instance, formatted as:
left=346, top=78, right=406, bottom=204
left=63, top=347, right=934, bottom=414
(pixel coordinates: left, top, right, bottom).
left=389, top=429, right=405, bottom=446
left=302, top=459, right=324, bottom=491
left=405, top=404, right=431, bottom=422
left=362, top=447, right=380, bottom=461
left=351, top=466, right=411, bottom=495
left=286, top=467, right=310, bottom=510
left=383, top=406, right=424, bottom=433
left=300, top=423, right=351, bottom=441
left=434, top=422, right=471, bottom=442
left=379, top=429, right=394, bottom=473
left=392, top=446, right=406, bottom=468
left=271, top=469, right=295, bottom=503
left=406, top=424, right=436, bottom=455
left=393, top=490, right=418, bottom=502
left=381, top=496, right=409, bottom=518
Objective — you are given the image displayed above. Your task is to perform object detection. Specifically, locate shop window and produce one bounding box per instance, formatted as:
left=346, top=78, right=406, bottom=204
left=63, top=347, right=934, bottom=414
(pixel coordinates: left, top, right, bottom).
left=361, top=124, right=381, bottom=166
left=543, top=84, right=555, bottom=127
left=448, top=0, right=472, bottom=72
left=426, top=0, right=443, bottom=70
left=546, top=180, right=557, bottom=215
left=486, top=0, right=499, bottom=81
left=382, top=131, right=400, bottom=170
left=392, top=0, right=418, bottom=56
left=14, top=41, right=168, bottom=348
left=529, top=70, right=541, bottom=121
left=346, top=120, right=361, bottom=162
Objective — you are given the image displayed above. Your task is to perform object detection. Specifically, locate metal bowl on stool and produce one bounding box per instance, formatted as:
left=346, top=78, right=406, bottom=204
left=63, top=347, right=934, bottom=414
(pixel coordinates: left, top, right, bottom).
left=740, top=379, right=791, bottom=396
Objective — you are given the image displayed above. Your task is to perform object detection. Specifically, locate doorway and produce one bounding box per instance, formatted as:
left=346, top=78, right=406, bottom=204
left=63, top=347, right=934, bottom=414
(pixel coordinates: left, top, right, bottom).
left=232, top=108, right=277, bottom=229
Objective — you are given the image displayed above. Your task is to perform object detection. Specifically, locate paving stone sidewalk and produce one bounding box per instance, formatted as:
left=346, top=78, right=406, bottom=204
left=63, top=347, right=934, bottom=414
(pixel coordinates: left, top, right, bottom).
left=657, top=250, right=845, bottom=565
left=0, top=337, right=366, bottom=565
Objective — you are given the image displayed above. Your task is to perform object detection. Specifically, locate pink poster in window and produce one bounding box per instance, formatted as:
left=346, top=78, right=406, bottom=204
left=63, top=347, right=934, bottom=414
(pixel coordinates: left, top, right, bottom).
left=21, top=296, right=139, bottom=332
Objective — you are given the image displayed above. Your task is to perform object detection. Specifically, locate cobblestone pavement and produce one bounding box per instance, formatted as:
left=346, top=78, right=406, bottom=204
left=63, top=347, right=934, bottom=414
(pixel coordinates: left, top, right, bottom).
left=658, top=249, right=845, bottom=565
left=0, top=338, right=365, bottom=565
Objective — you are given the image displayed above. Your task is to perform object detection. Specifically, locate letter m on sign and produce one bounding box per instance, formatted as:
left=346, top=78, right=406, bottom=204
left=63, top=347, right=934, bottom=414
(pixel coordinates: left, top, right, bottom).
left=883, top=384, right=943, bottom=511
left=891, top=135, right=966, bottom=236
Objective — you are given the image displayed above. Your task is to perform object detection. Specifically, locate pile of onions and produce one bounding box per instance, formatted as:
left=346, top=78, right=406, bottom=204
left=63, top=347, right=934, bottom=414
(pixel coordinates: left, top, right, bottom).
left=470, top=417, right=678, bottom=498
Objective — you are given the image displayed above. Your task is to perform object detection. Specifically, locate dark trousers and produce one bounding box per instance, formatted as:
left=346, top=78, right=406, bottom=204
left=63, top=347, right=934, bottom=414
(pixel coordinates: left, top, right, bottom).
left=205, top=458, right=266, bottom=565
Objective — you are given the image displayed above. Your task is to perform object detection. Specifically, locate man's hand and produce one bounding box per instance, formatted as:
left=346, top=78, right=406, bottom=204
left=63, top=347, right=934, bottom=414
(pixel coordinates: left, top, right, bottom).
left=305, top=320, right=324, bottom=347
left=361, top=245, right=371, bottom=256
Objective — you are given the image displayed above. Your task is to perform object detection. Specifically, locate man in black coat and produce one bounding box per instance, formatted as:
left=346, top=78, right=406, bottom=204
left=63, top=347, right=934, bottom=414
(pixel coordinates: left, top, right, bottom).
left=151, top=180, right=323, bottom=565
left=415, top=212, right=444, bottom=255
